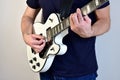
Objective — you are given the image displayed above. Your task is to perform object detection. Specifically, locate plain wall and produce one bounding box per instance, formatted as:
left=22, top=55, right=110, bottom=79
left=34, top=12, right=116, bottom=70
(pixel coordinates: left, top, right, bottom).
left=0, top=0, right=40, bottom=80
left=96, top=0, right=120, bottom=80
left=0, top=0, right=120, bottom=80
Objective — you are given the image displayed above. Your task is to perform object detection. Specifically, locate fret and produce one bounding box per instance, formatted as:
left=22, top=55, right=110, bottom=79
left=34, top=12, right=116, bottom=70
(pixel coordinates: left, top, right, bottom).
left=62, top=22, right=66, bottom=30
left=52, top=27, right=56, bottom=37
left=46, top=27, right=52, bottom=41
left=62, top=18, right=70, bottom=30
left=58, top=23, right=62, bottom=33
left=57, top=25, right=60, bottom=34
left=55, top=26, right=58, bottom=34
left=65, top=18, right=70, bottom=29
left=57, top=25, right=59, bottom=34
left=59, top=22, right=64, bottom=31
left=53, top=27, right=57, bottom=35
left=62, top=20, right=65, bottom=30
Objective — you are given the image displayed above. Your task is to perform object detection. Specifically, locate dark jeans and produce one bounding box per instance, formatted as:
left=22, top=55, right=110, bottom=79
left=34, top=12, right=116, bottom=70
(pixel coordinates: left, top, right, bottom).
left=40, top=72, right=97, bottom=80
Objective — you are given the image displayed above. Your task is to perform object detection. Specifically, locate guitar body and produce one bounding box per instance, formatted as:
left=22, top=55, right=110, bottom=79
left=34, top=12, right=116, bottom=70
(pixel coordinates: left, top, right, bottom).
left=27, top=13, right=68, bottom=72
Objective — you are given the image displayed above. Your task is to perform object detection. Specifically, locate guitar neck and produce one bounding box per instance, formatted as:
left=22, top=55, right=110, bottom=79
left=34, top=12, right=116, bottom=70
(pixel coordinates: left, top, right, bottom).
left=48, top=0, right=108, bottom=38
left=51, top=17, right=70, bottom=37
left=81, top=0, right=109, bottom=15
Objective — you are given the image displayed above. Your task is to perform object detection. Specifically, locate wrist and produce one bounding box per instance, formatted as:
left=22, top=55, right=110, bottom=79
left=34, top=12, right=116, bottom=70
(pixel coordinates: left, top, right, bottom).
left=90, top=27, right=95, bottom=37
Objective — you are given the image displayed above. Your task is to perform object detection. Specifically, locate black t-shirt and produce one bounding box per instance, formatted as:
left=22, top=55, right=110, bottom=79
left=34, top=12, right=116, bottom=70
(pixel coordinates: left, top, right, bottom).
left=26, top=0, right=110, bottom=77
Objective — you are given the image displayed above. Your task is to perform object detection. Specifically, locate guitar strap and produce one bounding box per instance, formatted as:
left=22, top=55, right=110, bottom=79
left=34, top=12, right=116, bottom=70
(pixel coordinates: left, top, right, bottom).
left=60, top=0, right=73, bottom=20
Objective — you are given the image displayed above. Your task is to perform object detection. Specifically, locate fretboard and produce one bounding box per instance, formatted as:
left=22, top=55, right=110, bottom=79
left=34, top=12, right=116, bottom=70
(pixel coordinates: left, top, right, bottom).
left=48, top=0, right=108, bottom=38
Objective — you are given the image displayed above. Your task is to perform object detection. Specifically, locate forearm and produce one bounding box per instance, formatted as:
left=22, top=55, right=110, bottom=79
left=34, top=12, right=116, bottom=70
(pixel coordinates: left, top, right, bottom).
left=21, top=7, right=40, bottom=38
left=21, top=16, right=34, bottom=36
left=91, top=17, right=111, bottom=37
left=91, top=6, right=111, bottom=37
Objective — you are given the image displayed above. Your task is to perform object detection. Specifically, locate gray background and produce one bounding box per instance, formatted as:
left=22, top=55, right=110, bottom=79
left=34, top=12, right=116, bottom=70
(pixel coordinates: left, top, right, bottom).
left=0, top=0, right=120, bottom=80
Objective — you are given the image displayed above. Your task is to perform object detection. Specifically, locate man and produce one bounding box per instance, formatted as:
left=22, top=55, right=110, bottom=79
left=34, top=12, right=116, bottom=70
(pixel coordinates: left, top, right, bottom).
left=21, top=0, right=110, bottom=80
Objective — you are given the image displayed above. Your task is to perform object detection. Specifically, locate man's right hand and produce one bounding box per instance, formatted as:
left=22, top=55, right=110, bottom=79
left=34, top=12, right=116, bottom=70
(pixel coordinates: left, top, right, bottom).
left=23, top=34, right=46, bottom=53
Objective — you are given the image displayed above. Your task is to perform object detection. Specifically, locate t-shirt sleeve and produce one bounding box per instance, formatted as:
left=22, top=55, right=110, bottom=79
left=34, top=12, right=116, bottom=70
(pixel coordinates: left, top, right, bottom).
left=26, top=0, right=40, bottom=9
left=98, top=1, right=110, bottom=9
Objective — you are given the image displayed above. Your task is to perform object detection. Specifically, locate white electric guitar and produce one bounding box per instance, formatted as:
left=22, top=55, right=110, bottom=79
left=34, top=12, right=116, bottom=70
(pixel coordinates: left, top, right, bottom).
left=26, top=0, right=108, bottom=72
